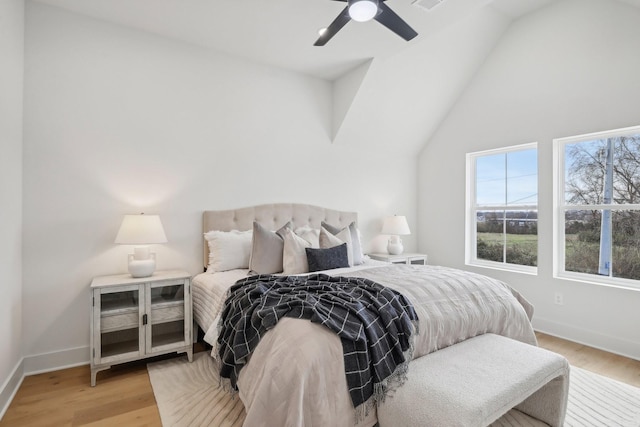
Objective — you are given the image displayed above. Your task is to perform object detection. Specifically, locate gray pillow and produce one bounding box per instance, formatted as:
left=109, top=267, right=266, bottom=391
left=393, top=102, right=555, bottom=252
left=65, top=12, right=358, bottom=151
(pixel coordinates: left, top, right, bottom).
left=249, top=221, right=292, bottom=274
left=306, top=243, right=349, bottom=272
left=321, top=221, right=363, bottom=265
left=320, top=226, right=353, bottom=266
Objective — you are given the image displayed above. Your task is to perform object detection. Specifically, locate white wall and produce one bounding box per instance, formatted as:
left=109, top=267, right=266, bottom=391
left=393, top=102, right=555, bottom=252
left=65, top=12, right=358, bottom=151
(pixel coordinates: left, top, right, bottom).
left=332, top=6, right=511, bottom=154
left=418, top=0, right=640, bottom=359
left=0, top=0, right=24, bottom=415
left=22, top=3, right=417, bottom=368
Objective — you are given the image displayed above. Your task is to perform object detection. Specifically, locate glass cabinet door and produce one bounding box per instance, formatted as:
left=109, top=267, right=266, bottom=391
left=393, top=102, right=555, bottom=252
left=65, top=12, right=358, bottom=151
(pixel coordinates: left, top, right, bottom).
left=97, top=285, right=143, bottom=361
left=147, top=280, right=187, bottom=353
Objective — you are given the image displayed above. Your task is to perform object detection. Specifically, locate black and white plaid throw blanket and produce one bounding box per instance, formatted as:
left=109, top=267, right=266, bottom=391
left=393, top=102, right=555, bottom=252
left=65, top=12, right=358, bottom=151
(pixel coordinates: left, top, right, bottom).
left=217, top=273, right=419, bottom=412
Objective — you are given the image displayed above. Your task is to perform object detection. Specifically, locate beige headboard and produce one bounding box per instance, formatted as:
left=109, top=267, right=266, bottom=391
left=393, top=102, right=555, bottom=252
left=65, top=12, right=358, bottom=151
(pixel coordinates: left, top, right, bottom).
left=202, top=203, right=358, bottom=269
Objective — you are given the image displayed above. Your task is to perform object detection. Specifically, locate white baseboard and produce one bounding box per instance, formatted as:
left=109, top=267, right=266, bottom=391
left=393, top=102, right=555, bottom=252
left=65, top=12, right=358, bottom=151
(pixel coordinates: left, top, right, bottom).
left=0, top=358, right=24, bottom=421
left=533, top=317, right=640, bottom=361
left=23, top=346, right=89, bottom=376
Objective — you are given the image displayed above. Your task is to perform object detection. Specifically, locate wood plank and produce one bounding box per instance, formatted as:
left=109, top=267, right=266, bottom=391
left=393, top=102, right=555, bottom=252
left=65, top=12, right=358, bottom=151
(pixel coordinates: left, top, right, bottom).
left=0, top=363, right=157, bottom=426
left=71, top=392, right=158, bottom=426
left=535, top=331, right=640, bottom=387
left=77, top=406, right=160, bottom=427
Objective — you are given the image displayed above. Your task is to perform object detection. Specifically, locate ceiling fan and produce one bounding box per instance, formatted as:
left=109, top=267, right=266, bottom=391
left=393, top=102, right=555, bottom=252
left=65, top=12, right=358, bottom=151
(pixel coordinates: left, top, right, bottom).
left=314, top=0, right=418, bottom=46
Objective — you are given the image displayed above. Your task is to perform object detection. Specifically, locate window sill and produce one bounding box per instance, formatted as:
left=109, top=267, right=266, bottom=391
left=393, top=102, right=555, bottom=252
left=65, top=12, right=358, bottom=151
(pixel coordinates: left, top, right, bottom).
left=466, top=260, right=538, bottom=276
left=554, top=271, right=640, bottom=292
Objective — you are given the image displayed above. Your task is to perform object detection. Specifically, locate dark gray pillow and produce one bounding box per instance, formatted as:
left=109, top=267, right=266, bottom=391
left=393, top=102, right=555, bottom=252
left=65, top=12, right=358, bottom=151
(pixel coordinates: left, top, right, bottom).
left=321, top=221, right=363, bottom=265
left=305, top=243, right=349, bottom=272
left=249, top=221, right=292, bottom=274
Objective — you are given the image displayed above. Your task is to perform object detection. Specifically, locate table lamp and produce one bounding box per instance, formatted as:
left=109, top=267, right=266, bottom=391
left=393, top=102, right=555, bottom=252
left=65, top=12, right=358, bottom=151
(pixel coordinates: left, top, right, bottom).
left=381, top=215, right=410, bottom=255
left=115, top=213, right=167, bottom=277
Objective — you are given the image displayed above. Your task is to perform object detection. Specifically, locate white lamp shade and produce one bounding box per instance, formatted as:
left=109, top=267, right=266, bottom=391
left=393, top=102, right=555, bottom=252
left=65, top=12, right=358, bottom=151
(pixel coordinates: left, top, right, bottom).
left=381, top=215, right=411, bottom=236
left=115, top=214, right=168, bottom=244
left=348, top=0, right=378, bottom=22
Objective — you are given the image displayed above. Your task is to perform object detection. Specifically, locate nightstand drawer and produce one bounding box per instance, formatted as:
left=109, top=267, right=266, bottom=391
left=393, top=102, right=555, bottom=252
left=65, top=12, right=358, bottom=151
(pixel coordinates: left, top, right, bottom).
left=151, top=304, right=184, bottom=324
left=101, top=311, right=138, bottom=332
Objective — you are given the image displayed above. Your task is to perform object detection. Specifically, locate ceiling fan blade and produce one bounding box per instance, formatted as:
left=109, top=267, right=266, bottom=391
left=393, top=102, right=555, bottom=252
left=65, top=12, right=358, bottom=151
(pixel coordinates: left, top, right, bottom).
left=374, top=2, right=418, bottom=41
left=314, top=6, right=351, bottom=46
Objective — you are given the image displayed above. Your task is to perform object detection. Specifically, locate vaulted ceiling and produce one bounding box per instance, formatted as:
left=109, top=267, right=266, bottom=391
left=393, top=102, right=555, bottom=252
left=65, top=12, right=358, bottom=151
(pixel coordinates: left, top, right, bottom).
left=30, top=0, right=640, bottom=152
left=33, top=0, right=557, bottom=80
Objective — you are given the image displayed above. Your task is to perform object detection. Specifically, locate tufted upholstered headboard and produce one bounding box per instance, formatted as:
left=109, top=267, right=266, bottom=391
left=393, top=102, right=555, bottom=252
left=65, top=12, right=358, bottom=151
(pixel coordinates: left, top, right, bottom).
left=202, top=203, right=358, bottom=269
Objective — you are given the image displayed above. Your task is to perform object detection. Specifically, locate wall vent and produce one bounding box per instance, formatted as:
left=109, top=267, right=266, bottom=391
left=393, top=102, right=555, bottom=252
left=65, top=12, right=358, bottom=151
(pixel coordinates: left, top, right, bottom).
left=412, top=0, right=443, bottom=11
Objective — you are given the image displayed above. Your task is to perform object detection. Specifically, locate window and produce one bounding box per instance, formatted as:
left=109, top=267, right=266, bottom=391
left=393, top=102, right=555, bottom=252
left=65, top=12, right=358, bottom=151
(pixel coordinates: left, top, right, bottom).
left=554, top=125, right=640, bottom=289
left=466, top=143, right=538, bottom=273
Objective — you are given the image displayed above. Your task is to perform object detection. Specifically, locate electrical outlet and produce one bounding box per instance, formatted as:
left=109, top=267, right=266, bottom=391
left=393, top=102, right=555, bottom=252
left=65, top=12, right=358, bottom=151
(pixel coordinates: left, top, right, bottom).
left=554, top=292, right=564, bottom=305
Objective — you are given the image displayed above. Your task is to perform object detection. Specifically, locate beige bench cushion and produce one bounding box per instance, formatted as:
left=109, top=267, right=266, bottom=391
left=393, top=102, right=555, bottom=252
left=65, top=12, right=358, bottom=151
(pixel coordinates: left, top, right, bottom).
left=378, top=333, right=570, bottom=427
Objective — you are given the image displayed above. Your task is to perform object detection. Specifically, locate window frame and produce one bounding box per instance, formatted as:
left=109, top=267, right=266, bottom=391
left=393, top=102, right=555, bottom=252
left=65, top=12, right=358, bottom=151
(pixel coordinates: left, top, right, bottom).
left=465, top=142, right=538, bottom=275
left=553, top=125, right=640, bottom=291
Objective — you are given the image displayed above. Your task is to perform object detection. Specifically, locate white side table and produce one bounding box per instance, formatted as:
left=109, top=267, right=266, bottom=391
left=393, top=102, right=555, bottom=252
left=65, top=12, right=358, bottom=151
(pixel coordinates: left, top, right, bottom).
left=369, top=253, right=428, bottom=265
left=90, top=269, right=193, bottom=386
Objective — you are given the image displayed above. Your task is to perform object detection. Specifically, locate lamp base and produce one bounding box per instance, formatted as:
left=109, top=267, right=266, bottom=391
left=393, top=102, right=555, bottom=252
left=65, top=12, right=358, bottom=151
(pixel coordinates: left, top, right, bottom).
left=127, top=253, right=156, bottom=278
left=387, top=236, right=404, bottom=255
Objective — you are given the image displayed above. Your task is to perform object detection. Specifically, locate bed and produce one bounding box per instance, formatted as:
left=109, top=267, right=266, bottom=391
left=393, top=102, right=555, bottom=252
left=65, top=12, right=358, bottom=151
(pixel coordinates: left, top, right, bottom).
left=192, top=203, right=537, bottom=427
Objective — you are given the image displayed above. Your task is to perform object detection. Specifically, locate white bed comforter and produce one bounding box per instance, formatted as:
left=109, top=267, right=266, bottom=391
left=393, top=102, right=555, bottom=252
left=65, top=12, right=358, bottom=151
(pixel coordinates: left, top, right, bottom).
left=192, top=264, right=537, bottom=427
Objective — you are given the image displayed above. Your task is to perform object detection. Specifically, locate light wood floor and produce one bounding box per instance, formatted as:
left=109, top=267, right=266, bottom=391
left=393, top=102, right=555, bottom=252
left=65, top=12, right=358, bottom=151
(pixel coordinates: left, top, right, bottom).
left=535, top=332, right=640, bottom=388
left=2, top=333, right=639, bottom=426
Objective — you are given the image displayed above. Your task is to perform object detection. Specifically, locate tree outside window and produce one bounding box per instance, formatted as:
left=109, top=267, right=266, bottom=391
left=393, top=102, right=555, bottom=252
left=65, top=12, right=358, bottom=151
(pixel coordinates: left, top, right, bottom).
left=558, top=128, right=640, bottom=285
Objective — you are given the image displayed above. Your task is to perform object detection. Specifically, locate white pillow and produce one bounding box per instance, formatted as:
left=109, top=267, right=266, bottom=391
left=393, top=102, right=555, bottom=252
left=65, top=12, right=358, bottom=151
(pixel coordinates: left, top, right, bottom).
left=319, top=226, right=353, bottom=267
left=294, top=226, right=320, bottom=248
left=282, top=228, right=311, bottom=274
left=204, top=230, right=252, bottom=272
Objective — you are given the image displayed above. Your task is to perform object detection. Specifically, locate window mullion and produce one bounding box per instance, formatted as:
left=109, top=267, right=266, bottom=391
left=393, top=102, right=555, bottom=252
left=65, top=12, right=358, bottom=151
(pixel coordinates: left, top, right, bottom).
left=504, top=154, right=508, bottom=263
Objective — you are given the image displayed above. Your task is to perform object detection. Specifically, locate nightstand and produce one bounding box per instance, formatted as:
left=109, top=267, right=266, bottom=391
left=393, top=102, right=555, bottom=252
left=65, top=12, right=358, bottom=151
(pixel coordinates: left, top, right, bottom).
left=90, top=269, right=193, bottom=386
left=369, top=253, right=428, bottom=265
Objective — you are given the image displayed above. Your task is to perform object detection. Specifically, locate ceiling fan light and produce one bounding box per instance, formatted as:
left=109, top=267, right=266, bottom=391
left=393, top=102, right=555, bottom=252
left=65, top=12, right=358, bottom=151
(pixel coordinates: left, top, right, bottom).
left=348, top=0, right=378, bottom=22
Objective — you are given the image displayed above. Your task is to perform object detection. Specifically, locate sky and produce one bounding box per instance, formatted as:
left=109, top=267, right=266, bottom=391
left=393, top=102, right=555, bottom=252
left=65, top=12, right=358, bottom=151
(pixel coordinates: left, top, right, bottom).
left=475, top=135, right=639, bottom=207
left=476, top=148, right=538, bottom=206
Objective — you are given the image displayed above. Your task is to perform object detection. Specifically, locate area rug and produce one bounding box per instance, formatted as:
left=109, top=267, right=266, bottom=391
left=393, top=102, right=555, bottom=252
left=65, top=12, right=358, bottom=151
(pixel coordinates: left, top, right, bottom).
left=148, top=352, right=640, bottom=427
left=148, top=353, right=244, bottom=427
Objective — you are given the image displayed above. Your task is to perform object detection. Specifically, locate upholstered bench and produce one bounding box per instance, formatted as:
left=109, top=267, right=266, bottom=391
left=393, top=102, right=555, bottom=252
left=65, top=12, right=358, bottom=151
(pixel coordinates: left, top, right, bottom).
left=377, top=333, right=570, bottom=427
